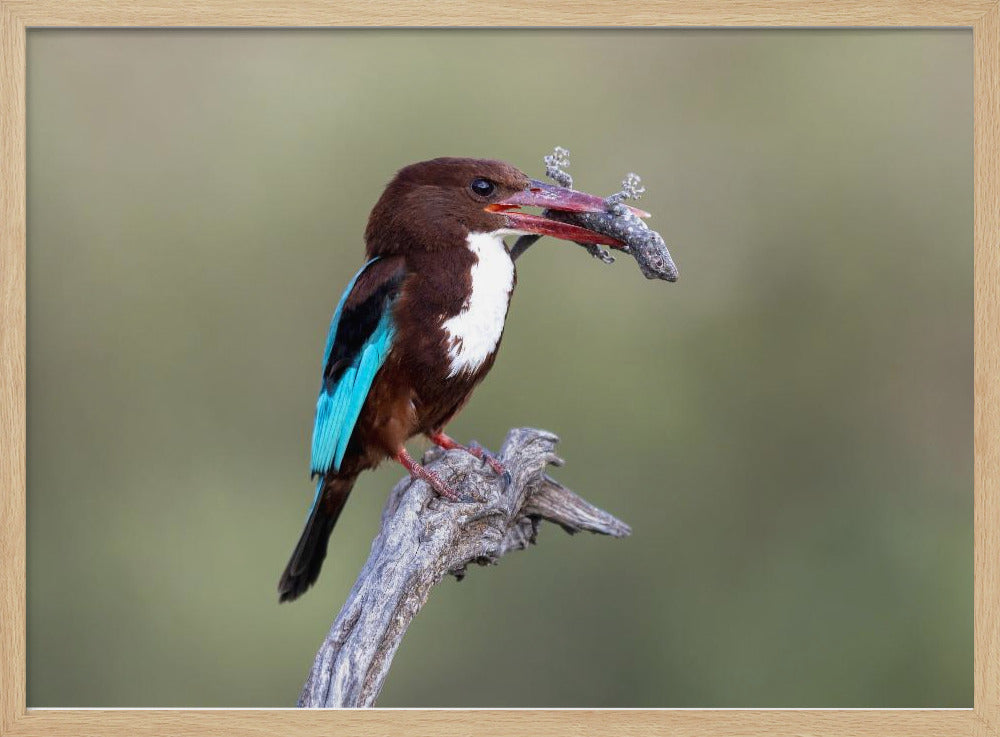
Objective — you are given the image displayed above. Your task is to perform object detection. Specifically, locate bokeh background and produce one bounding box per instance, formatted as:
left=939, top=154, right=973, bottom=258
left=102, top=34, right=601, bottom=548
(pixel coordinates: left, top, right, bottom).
left=25, top=30, right=972, bottom=707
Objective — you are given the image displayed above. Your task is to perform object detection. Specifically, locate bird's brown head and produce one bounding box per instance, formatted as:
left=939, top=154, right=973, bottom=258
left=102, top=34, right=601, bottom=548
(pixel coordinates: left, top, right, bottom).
left=364, top=157, right=629, bottom=257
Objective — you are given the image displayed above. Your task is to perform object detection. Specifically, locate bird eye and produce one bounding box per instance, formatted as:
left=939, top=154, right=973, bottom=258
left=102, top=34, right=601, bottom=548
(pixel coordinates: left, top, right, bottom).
left=470, top=178, right=496, bottom=197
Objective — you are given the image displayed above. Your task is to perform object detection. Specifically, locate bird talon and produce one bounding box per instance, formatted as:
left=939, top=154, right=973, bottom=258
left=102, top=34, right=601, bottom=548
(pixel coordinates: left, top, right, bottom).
left=484, top=453, right=508, bottom=479
left=432, top=433, right=507, bottom=482
left=483, top=451, right=514, bottom=489
left=483, top=450, right=512, bottom=488
left=471, top=441, right=509, bottom=480
left=422, top=469, right=461, bottom=502
left=396, top=447, right=461, bottom=501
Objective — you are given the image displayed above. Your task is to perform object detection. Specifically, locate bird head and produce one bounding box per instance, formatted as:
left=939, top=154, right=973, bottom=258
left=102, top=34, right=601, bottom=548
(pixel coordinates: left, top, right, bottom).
left=364, top=157, right=631, bottom=256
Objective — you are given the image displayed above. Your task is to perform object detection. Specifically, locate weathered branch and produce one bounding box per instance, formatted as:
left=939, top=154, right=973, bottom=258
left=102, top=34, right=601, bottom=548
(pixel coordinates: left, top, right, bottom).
left=297, top=427, right=631, bottom=708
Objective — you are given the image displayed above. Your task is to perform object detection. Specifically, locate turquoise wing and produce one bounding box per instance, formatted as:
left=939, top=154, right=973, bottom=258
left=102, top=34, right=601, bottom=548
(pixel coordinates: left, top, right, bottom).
left=310, top=258, right=402, bottom=477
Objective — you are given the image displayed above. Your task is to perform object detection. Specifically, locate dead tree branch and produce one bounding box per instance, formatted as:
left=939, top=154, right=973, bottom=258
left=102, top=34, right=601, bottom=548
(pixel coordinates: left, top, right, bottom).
left=297, top=427, right=631, bottom=708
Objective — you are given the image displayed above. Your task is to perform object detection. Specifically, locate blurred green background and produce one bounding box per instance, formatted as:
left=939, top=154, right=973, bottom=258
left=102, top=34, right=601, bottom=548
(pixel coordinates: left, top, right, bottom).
left=25, top=30, right=972, bottom=707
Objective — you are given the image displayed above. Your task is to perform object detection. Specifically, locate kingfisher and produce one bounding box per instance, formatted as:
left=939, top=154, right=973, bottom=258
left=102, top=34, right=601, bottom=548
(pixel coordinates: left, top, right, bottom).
left=278, top=157, right=630, bottom=602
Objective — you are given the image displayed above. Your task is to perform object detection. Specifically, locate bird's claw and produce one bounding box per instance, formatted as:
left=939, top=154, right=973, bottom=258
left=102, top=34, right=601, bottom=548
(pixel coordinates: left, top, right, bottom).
left=470, top=442, right=511, bottom=487
left=422, top=469, right=461, bottom=502
left=406, top=462, right=460, bottom=501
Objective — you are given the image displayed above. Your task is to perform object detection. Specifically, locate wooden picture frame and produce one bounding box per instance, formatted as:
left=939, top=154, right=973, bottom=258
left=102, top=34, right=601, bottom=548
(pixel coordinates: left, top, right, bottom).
left=1, top=2, right=997, bottom=734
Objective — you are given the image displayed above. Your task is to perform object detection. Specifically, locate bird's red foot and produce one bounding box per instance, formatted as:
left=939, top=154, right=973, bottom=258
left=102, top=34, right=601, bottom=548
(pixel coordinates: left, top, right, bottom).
left=429, top=432, right=512, bottom=487
left=469, top=442, right=510, bottom=481
left=394, top=447, right=461, bottom=501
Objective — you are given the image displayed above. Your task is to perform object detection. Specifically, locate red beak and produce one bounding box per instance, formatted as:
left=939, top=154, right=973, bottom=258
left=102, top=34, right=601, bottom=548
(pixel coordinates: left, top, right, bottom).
left=487, top=180, right=648, bottom=247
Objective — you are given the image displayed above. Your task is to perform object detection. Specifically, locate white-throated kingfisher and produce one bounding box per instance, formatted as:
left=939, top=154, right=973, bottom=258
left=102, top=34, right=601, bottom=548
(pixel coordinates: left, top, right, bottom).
left=278, top=158, right=629, bottom=602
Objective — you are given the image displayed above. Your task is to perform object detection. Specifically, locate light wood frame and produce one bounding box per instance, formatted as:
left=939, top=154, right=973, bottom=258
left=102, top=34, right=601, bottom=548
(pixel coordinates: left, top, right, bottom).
left=1, top=2, right=997, bottom=735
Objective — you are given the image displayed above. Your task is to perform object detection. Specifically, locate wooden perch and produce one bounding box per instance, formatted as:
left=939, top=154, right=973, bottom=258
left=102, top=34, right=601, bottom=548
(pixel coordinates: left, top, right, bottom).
left=297, top=427, right=631, bottom=708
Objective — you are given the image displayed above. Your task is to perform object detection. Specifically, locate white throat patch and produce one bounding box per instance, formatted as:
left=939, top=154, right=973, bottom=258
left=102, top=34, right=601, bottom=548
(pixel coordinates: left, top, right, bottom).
left=442, top=231, right=515, bottom=378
